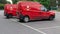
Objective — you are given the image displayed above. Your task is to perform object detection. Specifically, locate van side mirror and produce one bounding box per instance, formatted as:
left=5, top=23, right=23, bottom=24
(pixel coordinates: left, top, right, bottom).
left=47, top=9, right=50, bottom=11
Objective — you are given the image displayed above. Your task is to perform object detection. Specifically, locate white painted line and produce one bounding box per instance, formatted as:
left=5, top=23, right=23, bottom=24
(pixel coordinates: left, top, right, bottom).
left=20, top=23, right=46, bottom=34
left=38, top=26, right=60, bottom=29
left=10, top=19, right=47, bottom=34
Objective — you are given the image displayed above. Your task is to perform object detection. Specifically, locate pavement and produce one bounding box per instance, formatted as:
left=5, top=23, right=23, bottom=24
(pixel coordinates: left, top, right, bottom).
left=0, top=10, right=60, bottom=34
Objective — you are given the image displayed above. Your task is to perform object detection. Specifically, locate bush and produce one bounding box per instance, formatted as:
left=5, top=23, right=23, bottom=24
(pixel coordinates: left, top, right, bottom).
left=0, top=4, right=4, bottom=10
left=50, top=7, right=57, bottom=10
left=33, top=0, right=50, bottom=10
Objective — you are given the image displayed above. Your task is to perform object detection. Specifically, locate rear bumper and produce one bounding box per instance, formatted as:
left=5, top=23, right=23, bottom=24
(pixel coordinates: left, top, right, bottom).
left=5, top=9, right=17, bottom=16
left=4, top=12, right=16, bottom=16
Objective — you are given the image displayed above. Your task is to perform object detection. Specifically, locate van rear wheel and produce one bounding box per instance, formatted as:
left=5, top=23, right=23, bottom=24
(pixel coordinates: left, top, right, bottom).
left=6, top=14, right=12, bottom=19
left=23, top=16, right=30, bottom=23
left=19, top=16, right=30, bottom=23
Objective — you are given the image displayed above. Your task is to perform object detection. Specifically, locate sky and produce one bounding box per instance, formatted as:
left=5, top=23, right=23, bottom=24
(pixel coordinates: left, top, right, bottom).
left=6, top=0, right=13, bottom=4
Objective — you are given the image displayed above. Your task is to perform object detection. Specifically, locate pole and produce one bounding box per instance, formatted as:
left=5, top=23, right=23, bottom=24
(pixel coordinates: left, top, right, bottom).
left=56, top=0, right=58, bottom=9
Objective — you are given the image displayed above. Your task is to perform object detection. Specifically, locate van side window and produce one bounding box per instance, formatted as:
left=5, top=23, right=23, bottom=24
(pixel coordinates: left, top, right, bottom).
left=40, top=6, right=47, bottom=11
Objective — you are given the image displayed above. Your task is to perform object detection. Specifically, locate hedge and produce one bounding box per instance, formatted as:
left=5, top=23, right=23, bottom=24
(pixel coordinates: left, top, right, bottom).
left=0, top=4, right=4, bottom=10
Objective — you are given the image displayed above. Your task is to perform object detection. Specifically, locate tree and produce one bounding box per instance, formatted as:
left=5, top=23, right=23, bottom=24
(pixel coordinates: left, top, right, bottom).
left=50, top=0, right=56, bottom=7
left=0, top=0, right=7, bottom=9
left=0, top=0, right=7, bottom=4
left=33, top=0, right=50, bottom=9
left=12, top=0, right=19, bottom=4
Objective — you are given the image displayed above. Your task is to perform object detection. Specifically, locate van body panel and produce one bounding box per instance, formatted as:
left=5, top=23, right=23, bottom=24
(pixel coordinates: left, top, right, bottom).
left=17, top=1, right=55, bottom=20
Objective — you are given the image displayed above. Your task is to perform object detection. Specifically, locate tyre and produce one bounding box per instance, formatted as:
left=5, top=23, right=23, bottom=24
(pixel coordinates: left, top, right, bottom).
left=23, top=16, right=30, bottom=23
left=49, top=16, right=55, bottom=20
left=19, top=16, right=30, bottom=23
left=6, top=14, right=12, bottom=19
left=19, top=18, right=24, bottom=22
left=19, top=16, right=24, bottom=22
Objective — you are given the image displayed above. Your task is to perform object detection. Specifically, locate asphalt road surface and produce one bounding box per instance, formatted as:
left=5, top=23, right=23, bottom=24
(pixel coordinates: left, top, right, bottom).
left=0, top=10, right=60, bottom=34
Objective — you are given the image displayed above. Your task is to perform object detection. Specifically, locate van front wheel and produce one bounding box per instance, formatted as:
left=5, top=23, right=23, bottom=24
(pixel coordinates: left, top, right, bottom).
left=49, top=16, right=55, bottom=20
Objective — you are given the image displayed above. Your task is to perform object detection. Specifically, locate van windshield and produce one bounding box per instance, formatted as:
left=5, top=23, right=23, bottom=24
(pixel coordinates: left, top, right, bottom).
left=40, top=6, right=47, bottom=11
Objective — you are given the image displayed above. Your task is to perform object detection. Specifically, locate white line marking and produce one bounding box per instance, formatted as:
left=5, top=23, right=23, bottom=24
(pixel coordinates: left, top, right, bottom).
left=38, top=26, right=60, bottom=29
left=10, top=19, right=47, bottom=34
left=20, top=23, right=46, bottom=34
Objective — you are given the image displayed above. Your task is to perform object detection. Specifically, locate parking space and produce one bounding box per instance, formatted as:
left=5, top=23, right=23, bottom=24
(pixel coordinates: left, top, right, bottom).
left=0, top=10, right=60, bottom=34
left=10, top=11, right=60, bottom=34
left=0, top=10, right=43, bottom=34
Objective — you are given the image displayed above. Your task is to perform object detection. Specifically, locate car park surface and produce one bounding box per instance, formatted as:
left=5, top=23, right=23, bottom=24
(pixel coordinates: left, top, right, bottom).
left=0, top=10, right=60, bottom=34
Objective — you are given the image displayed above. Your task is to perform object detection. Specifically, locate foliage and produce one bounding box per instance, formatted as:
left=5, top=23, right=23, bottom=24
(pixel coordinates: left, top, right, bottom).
left=0, top=0, right=7, bottom=4
left=0, top=0, right=57, bottom=10
left=33, top=0, right=50, bottom=9
left=0, top=4, right=4, bottom=9
left=0, top=0, right=7, bottom=9
left=12, top=0, right=19, bottom=4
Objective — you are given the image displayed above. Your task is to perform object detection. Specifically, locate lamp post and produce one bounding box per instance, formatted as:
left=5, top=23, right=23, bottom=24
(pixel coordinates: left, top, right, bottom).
left=56, top=0, right=58, bottom=9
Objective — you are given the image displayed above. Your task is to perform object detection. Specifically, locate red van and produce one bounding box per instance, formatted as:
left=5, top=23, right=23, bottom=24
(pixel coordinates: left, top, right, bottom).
left=4, top=4, right=17, bottom=18
left=17, top=1, right=55, bottom=22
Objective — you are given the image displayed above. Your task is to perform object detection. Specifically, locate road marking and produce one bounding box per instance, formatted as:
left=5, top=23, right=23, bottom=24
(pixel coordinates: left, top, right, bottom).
left=20, top=23, right=46, bottom=34
left=38, top=26, right=60, bottom=29
left=10, top=19, right=47, bottom=34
